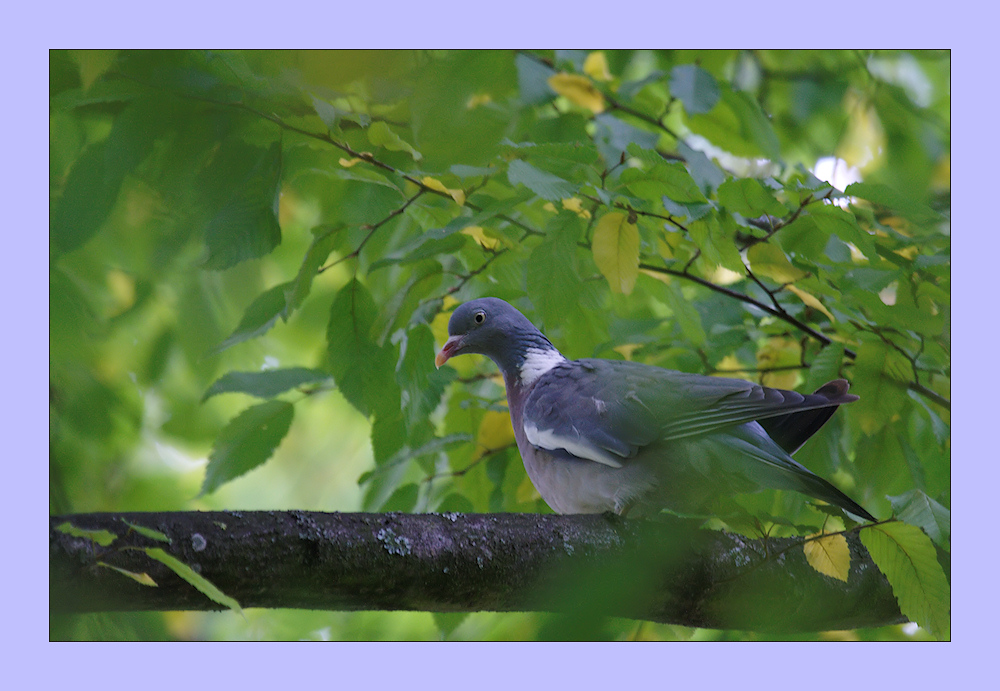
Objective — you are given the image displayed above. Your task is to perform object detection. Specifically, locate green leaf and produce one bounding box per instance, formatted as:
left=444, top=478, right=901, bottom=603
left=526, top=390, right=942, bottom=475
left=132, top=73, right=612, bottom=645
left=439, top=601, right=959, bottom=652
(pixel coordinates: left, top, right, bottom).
left=369, top=229, right=468, bottom=271
left=368, top=120, right=421, bottom=160
left=689, top=216, right=745, bottom=275
left=326, top=280, right=401, bottom=419
left=717, top=178, right=789, bottom=217
left=122, top=520, right=172, bottom=543
left=214, top=282, right=292, bottom=354
left=620, top=150, right=707, bottom=203
left=850, top=335, right=910, bottom=436
left=669, top=64, right=720, bottom=115
left=805, top=343, right=846, bottom=393
left=202, top=141, right=283, bottom=270
left=55, top=522, right=117, bottom=547
left=284, top=225, right=343, bottom=318
left=663, top=282, right=706, bottom=345
left=397, top=325, right=456, bottom=434
left=203, top=368, right=332, bottom=401
left=145, top=547, right=243, bottom=616
left=52, top=95, right=181, bottom=255
left=51, top=143, right=119, bottom=255
left=96, top=562, right=158, bottom=587
left=846, top=181, right=938, bottom=226
left=809, top=204, right=877, bottom=260
left=526, top=213, right=585, bottom=329
left=381, top=483, right=420, bottom=512
left=433, top=611, right=470, bottom=639
left=507, top=159, right=577, bottom=201
left=888, top=490, right=950, bottom=550
left=687, top=87, right=781, bottom=159
left=860, top=522, right=950, bottom=639
left=200, top=400, right=294, bottom=495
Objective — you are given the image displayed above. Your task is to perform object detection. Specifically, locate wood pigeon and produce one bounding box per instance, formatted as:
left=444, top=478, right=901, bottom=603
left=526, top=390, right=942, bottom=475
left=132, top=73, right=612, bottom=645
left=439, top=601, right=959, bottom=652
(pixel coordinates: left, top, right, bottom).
left=435, top=297, right=875, bottom=522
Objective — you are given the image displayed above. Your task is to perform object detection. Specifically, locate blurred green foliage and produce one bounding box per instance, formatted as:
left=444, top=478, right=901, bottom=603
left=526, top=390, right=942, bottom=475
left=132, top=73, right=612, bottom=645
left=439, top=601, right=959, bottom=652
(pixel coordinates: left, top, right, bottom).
left=50, top=49, right=949, bottom=641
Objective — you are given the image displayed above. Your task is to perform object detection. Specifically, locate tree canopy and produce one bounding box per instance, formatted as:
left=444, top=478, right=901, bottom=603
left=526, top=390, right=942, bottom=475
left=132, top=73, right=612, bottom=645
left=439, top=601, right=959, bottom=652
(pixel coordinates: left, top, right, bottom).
left=50, top=49, right=949, bottom=641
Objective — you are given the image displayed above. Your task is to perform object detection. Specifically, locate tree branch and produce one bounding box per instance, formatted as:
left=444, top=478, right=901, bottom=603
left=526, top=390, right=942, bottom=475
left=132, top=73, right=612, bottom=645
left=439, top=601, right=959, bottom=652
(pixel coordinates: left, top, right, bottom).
left=51, top=511, right=905, bottom=633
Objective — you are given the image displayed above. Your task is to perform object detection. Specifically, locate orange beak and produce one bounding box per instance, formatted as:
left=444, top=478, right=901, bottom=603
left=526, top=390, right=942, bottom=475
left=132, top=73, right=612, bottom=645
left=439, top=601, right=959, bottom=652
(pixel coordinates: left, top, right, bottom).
left=435, top=335, right=464, bottom=368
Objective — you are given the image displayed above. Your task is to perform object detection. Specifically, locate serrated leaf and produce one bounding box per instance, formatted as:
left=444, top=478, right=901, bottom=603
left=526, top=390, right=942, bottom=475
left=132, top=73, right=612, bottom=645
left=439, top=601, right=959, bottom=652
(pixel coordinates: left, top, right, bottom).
left=202, top=142, right=283, bottom=270
left=810, top=204, right=877, bottom=260
left=97, top=562, right=158, bottom=586
left=55, top=521, right=117, bottom=547
left=786, top=284, right=835, bottom=322
left=202, top=367, right=332, bottom=401
left=845, top=181, right=938, bottom=226
left=145, top=547, right=243, bottom=616
left=889, top=490, right=950, bottom=550
left=284, top=224, right=342, bottom=318
left=398, top=324, right=455, bottom=433
left=592, top=212, right=640, bottom=295
left=717, top=178, right=789, bottom=217
left=621, top=159, right=707, bottom=204
left=548, top=73, right=605, bottom=113
left=507, top=159, right=578, bottom=201
left=669, top=64, right=720, bottom=115
left=687, top=88, right=781, bottom=159
left=326, top=280, right=402, bottom=426
left=803, top=533, right=850, bottom=582
left=214, top=282, right=292, bottom=354
left=200, top=400, right=294, bottom=495
left=850, top=336, right=910, bottom=435
left=369, top=229, right=468, bottom=271
left=860, top=522, right=950, bottom=639
left=526, top=213, right=584, bottom=328
left=747, top=243, right=807, bottom=283
left=122, top=520, right=172, bottom=543
left=689, top=216, right=745, bottom=275
left=367, top=120, right=421, bottom=160
left=805, top=343, right=846, bottom=393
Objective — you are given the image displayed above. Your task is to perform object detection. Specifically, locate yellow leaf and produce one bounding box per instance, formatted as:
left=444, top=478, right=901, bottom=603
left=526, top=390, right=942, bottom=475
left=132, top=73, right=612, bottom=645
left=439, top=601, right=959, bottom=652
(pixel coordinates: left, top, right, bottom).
left=421, top=176, right=465, bottom=206
left=592, top=212, right=640, bottom=295
left=561, top=197, right=592, bottom=219
left=466, top=93, right=492, bottom=108
left=747, top=243, right=807, bottom=283
left=583, top=51, right=612, bottom=81
left=461, top=225, right=500, bottom=250
left=474, top=409, right=515, bottom=459
left=613, top=344, right=641, bottom=361
left=803, top=533, right=851, bottom=582
left=757, top=337, right=801, bottom=390
left=639, top=268, right=672, bottom=285
left=97, top=562, right=158, bottom=587
left=542, top=202, right=558, bottom=213
left=548, top=73, right=606, bottom=114
left=786, top=284, right=836, bottom=322
left=339, top=157, right=364, bottom=168
left=713, top=354, right=750, bottom=380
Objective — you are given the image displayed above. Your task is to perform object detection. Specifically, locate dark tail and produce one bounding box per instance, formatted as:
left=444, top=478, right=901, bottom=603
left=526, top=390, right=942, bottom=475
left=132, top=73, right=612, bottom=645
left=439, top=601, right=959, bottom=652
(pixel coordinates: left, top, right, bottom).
left=758, top=380, right=858, bottom=455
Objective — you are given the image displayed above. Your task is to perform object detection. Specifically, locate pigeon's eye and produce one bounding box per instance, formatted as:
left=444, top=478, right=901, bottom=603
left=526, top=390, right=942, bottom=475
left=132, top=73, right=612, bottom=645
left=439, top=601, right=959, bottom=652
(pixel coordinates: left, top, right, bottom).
left=473, top=310, right=486, bottom=324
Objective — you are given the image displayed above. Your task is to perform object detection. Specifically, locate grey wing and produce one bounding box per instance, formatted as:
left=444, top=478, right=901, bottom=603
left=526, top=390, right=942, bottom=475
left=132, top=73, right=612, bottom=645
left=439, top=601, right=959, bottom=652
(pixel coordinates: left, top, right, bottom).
left=521, top=359, right=857, bottom=466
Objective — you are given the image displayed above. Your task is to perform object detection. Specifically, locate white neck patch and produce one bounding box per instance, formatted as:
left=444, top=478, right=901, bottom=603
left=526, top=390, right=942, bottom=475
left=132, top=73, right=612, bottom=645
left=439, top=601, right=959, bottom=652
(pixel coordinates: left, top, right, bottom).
left=519, top=347, right=566, bottom=387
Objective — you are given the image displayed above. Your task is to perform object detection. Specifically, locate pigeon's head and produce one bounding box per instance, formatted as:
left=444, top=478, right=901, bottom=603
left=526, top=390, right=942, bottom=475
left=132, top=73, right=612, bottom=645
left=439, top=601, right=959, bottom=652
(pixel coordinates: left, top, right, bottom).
left=434, top=298, right=548, bottom=370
